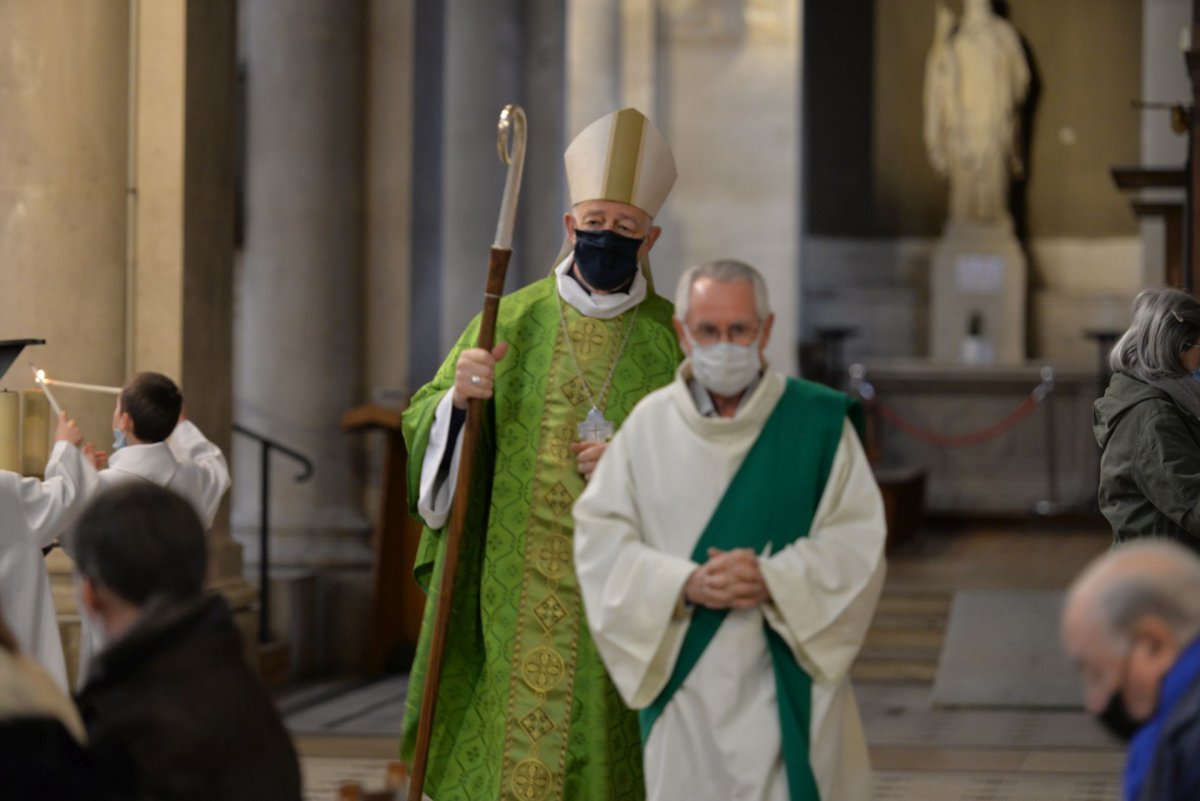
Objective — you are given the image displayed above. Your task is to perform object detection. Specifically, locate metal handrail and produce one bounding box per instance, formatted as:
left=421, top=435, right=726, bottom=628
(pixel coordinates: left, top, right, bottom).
left=232, top=423, right=314, bottom=643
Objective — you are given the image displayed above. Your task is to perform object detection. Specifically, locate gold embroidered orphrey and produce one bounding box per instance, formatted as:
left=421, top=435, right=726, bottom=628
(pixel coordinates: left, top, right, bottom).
left=498, top=303, right=633, bottom=800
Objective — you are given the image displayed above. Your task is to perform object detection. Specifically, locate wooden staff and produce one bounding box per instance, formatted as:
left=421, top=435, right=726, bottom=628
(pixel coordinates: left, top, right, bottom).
left=409, top=104, right=527, bottom=800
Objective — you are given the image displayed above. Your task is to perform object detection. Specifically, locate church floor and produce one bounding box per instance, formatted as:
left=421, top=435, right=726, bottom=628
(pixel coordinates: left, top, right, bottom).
left=284, top=520, right=1123, bottom=801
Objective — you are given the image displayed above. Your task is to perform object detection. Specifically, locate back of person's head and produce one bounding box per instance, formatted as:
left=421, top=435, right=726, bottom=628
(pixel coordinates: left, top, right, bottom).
left=70, top=484, right=207, bottom=607
left=119, top=372, right=183, bottom=443
left=1110, top=287, right=1200, bottom=379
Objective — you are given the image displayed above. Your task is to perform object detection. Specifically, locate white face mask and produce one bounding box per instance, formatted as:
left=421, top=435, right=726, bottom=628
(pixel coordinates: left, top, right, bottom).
left=685, top=329, right=763, bottom=397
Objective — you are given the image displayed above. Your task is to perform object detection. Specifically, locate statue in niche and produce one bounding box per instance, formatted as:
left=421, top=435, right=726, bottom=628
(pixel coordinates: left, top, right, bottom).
left=923, top=0, right=1030, bottom=227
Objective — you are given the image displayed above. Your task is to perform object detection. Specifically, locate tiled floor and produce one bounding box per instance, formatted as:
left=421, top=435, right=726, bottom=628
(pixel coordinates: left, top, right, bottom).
left=289, top=522, right=1124, bottom=800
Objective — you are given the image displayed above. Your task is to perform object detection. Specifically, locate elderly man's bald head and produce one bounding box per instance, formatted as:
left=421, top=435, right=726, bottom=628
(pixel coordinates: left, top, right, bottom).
left=1065, top=541, right=1200, bottom=646
left=1062, top=540, right=1200, bottom=724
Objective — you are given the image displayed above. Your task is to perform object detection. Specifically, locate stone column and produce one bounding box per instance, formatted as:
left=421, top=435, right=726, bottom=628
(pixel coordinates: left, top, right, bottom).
left=566, top=0, right=621, bottom=138
left=235, top=3, right=370, bottom=567
left=365, top=0, right=415, bottom=404
left=620, top=0, right=656, bottom=114
left=0, top=2, right=128, bottom=436
left=438, top=0, right=523, bottom=351
left=517, top=0, right=568, bottom=287
left=179, top=0, right=246, bottom=606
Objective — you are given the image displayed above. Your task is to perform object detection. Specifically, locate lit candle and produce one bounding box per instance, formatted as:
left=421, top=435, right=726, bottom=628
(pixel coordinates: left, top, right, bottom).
left=29, top=366, right=63, bottom=417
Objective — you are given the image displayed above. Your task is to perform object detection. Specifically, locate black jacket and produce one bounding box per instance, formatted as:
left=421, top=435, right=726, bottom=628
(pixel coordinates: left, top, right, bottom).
left=76, top=595, right=301, bottom=801
left=0, top=716, right=126, bottom=800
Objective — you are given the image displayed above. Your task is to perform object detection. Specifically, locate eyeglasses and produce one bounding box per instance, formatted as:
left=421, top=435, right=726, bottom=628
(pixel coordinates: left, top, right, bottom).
left=688, top=321, right=760, bottom=346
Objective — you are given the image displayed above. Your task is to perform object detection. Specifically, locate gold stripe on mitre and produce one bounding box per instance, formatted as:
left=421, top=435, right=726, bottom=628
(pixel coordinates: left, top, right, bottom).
left=564, top=107, right=677, bottom=218
left=601, top=109, right=647, bottom=207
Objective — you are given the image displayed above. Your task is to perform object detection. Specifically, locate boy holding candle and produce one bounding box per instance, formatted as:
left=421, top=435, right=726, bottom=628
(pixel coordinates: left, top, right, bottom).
left=90, top=372, right=230, bottom=528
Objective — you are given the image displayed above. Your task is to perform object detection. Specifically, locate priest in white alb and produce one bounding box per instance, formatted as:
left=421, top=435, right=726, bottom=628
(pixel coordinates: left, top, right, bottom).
left=573, top=259, right=886, bottom=801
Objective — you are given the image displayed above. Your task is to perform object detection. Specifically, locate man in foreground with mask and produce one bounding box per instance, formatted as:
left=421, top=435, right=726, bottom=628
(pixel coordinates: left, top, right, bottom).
left=400, top=108, right=682, bottom=800
left=1061, top=541, right=1200, bottom=801
left=573, top=259, right=886, bottom=801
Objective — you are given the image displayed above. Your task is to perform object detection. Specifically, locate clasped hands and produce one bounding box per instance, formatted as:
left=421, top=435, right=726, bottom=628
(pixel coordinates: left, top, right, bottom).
left=453, top=344, right=606, bottom=479
left=684, top=547, right=771, bottom=610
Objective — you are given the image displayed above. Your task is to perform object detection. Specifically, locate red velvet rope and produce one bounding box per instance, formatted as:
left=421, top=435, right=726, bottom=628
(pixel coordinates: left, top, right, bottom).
left=872, top=394, right=1042, bottom=449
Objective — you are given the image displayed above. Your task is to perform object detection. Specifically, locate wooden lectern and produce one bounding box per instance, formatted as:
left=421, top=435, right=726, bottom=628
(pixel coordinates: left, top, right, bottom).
left=342, top=403, right=425, bottom=675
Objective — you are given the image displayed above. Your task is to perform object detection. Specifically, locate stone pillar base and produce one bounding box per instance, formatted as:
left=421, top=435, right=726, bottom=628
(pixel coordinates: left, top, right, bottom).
left=929, top=220, right=1028, bottom=365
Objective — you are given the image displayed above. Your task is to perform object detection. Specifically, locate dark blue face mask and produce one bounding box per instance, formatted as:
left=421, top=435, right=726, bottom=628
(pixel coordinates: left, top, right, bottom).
left=573, top=229, right=644, bottom=292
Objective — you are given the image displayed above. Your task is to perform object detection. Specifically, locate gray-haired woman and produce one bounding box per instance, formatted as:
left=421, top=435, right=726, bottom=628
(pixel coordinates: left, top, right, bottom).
left=1095, top=287, right=1200, bottom=549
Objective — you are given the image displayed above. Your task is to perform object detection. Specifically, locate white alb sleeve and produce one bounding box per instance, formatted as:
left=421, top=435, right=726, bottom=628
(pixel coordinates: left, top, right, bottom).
left=416, top=391, right=466, bottom=530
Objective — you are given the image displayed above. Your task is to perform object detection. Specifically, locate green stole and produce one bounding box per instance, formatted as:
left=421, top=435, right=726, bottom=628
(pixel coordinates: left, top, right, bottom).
left=638, top=377, right=864, bottom=801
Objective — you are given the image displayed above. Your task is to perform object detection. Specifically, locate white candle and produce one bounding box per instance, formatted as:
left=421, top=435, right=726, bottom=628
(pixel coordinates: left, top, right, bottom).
left=43, top=378, right=122, bottom=395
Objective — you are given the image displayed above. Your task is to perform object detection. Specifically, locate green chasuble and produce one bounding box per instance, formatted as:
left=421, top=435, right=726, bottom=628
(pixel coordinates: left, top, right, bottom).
left=400, top=274, right=683, bottom=801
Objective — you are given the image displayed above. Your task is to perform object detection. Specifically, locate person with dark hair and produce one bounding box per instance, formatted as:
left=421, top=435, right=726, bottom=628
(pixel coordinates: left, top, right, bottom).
left=115, top=371, right=183, bottom=444
left=0, top=410, right=92, bottom=689
left=98, top=371, right=230, bottom=529
left=77, top=371, right=232, bottom=681
left=72, top=483, right=301, bottom=801
left=1095, top=288, right=1200, bottom=550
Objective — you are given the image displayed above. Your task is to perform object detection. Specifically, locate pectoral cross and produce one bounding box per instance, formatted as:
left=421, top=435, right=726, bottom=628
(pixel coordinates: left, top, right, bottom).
left=577, top=406, right=614, bottom=442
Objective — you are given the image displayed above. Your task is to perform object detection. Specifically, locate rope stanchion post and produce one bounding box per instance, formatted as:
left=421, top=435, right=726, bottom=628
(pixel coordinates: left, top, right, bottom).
left=847, top=364, right=882, bottom=463
left=1033, top=366, right=1061, bottom=515
left=851, top=362, right=1069, bottom=516
left=851, top=365, right=1057, bottom=450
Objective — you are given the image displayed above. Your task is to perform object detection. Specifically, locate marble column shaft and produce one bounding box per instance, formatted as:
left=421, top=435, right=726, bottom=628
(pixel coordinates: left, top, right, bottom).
left=235, top=0, right=371, bottom=567
left=0, top=2, right=128, bottom=438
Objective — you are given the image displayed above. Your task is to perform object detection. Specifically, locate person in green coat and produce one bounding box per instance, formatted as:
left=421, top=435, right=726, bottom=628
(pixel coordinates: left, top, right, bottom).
left=399, top=108, right=684, bottom=801
left=1095, top=287, right=1200, bottom=551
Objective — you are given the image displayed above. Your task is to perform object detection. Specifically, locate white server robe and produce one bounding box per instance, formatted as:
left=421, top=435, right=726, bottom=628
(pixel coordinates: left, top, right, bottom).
left=97, top=419, right=231, bottom=528
left=0, top=441, right=92, bottom=690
